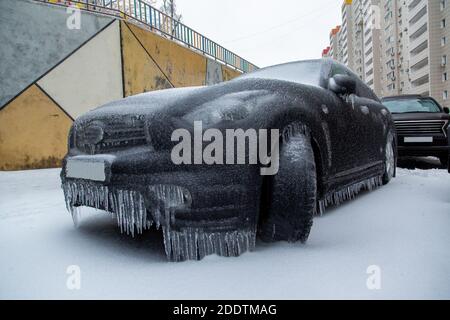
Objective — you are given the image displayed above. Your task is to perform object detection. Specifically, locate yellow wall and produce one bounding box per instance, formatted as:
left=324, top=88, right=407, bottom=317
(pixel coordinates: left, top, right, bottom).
left=222, top=66, right=242, bottom=82
left=0, top=85, right=72, bottom=170
left=125, top=22, right=208, bottom=88
left=121, top=21, right=173, bottom=96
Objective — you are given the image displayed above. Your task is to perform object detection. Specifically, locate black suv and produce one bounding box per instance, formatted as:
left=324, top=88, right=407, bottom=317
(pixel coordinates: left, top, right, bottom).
left=382, top=95, right=450, bottom=166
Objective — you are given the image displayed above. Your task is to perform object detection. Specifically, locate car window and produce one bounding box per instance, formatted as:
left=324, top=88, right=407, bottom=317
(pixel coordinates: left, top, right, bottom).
left=383, top=98, right=442, bottom=113
left=237, top=60, right=322, bottom=87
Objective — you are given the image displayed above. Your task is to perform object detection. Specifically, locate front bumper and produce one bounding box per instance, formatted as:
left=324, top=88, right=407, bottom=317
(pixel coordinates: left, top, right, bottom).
left=61, top=149, right=260, bottom=234
left=397, top=145, right=449, bottom=156
left=396, top=135, right=449, bottom=157
left=61, top=149, right=261, bottom=261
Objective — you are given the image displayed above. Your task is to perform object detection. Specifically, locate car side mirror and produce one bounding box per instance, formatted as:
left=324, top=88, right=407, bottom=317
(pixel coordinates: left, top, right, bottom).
left=328, top=74, right=357, bottom=95
left=443, top=107, right=450, bottom=114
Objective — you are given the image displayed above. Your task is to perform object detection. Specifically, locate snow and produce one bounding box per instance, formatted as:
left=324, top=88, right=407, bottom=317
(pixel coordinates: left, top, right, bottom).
left=0, top=161, right=449, bottom=299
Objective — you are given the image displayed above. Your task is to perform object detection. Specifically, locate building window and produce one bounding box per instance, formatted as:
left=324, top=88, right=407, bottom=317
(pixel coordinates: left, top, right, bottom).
left=443, top=72, right=448, bottom=81
left=441, top=0, right=447, bottom=11
left=442, top=37, right=447, bottom=46
left=443, top=55, right=448, bottom=66
left=441, top=19, right=446, bottom=29
left=444, top=91, right=449, bottom=100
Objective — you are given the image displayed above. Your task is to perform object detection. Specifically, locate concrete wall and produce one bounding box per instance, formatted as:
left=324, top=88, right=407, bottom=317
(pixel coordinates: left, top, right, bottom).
left=121, top=21, right=174, bottom=96
left=125, top=23, right=208, bottom=88
left=0, top=0, right=243, bottom=170
left=206, top=59, right=223, bottom=85
left=37, top=20, right=123, bottom=119
left=0, top=85, right=72, bottom=170
left=0, top=0, right=113, bottom=108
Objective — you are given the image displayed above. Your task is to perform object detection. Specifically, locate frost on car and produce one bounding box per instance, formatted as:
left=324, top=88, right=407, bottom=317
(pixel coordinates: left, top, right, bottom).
left=61, top=59, right=397, bottom=261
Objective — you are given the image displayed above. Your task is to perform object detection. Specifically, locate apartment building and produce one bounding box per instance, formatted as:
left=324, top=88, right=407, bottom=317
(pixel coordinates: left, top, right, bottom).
left=330, top=0, right=383, bottom=96
left=380, top=0, right=410, bottom=97
left=322, top=46, right=332, bottom=58
left=329, top=26, right=342, bottom=61
left=412, top=0, right=450, bottom=108
left=325, top=0, right=450, bottom=108
left=340, top=2, right=355, bottom=70
left=354, top=0, right=383, bottom=96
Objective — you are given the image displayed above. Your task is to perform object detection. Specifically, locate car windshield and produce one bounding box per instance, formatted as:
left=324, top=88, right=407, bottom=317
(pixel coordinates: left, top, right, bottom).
left=383, top=98, right=441, bottom=113
left=237, top=60, right=322, bottom=86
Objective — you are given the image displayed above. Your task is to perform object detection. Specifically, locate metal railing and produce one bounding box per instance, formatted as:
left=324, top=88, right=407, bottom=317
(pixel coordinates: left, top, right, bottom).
left=38, top=0, right=258, bottom=73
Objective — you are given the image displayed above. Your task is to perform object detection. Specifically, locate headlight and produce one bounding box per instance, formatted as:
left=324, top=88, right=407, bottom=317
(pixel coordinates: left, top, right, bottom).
left=184, top=104, right=250, bottom=126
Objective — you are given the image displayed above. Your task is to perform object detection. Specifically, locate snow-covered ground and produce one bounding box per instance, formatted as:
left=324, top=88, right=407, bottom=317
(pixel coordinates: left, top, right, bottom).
left=0, top=160, right=449, bottom=299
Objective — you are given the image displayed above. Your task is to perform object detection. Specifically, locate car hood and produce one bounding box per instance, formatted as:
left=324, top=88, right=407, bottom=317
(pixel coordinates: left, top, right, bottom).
left=75, top=78, right=324, bottom=127
left=73, top=78, right=326, bottom=150
left=391, top=112, right=450, bottom=121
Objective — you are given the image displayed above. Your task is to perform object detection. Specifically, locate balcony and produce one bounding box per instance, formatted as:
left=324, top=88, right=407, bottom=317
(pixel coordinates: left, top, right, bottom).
left=410, top=48, right=429, bottom=68
left=411, top=69, right=430, bottom=85
left=409, top=2, right=427, bottom=26
left=409, top=15, right=428, bottom=39
left=410, top=37, right=428, bottom=57
left=408, top=0, right=423, bottom=11
left=365, top=50, right=374, bottom=63
left=410, top=81, right=430, bottom=96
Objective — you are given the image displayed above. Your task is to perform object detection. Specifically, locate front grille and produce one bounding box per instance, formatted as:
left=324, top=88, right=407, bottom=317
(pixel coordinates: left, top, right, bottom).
left=76, top=118, right=147, bottom=154
left=394, top=120, right=448, bottom=136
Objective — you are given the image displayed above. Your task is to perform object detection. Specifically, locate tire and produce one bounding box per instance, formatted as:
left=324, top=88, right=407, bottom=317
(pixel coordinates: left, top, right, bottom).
left=382, top=131, right=396, bottom=185
left=439, top=154, right=449, bottom=167
left=259, top=129, right=317, bottom=243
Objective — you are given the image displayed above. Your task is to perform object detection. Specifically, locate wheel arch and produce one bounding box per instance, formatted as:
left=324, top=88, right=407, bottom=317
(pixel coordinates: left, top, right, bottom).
left=257, top=120, right=325, bottom=228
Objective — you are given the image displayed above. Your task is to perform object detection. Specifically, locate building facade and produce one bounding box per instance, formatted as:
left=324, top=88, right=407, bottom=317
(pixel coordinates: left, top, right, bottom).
left=325, top=0, right=450, bottom=108
left=330, top=26, right=342, bottom=61
left=340, top=2, right=355, bottom=70
left=322, top=46, right=331, bottom=58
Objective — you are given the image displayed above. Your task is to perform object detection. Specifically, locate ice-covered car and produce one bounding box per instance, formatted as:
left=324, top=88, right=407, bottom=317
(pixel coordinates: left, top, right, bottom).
left=61, top=59, right=396, bottom=261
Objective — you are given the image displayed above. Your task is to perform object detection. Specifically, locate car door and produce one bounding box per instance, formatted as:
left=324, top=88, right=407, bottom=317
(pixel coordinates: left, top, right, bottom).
left=325, top=64, right=370, bottom=173
left=348, top=93, right=386, bottom=166
left=323, top=64, right=387, bottom=190
left=320, top=92, right=360, bottom=177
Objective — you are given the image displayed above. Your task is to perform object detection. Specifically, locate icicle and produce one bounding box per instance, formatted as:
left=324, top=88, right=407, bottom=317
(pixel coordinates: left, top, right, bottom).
left=62, top=181, right=258, bottom=261
left=162, top=227, right=257, bottom=262
left=70, top=206, right=81, bottom=227
left=62, top=181, right=153, bottom=237
left=282, top=122, right=309, bottom=143
left=315, top=175, right=383, bottom=215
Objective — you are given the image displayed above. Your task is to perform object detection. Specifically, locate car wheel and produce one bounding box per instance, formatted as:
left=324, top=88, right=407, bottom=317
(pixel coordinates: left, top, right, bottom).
left=382, top=131, right=396, bottom=185
left=439, top=154, right=449, bottom=167
left=259, top=127, right=316, bottom=243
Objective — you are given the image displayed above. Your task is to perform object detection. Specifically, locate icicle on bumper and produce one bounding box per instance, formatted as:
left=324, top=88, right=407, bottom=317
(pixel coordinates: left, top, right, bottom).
left=62, top=181, right=256, bottom=261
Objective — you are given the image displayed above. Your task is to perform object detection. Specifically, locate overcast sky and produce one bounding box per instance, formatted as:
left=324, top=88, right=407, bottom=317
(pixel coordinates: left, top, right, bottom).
left=176, top=0, right=342, bottom=68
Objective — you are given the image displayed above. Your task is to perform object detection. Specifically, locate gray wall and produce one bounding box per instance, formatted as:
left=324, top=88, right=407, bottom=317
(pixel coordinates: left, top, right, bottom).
left=0, top=0, right=113, bottom=108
